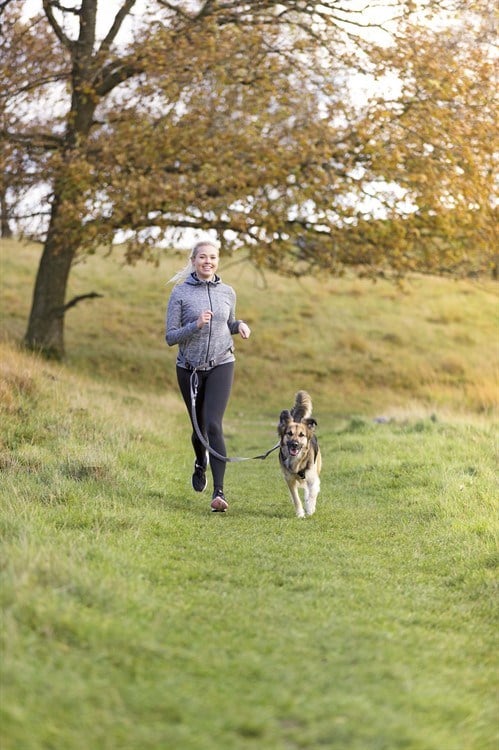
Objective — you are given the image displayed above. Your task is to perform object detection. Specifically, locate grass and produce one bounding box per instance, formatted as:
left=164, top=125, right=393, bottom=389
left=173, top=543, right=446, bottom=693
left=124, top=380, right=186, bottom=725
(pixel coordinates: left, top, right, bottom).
left=0, top=239, right=498, bottom=749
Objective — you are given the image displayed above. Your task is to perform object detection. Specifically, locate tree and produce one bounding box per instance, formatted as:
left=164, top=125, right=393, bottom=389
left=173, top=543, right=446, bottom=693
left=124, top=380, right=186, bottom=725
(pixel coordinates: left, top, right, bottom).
left=0, top=0, right=496, bottom=357
left=351, top=1, right=498, bottom=276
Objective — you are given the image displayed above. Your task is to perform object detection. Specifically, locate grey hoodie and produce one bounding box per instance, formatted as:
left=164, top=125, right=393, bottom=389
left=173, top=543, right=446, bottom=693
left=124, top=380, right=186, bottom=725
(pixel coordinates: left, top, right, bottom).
left=166, top=273, right=243, bottom=369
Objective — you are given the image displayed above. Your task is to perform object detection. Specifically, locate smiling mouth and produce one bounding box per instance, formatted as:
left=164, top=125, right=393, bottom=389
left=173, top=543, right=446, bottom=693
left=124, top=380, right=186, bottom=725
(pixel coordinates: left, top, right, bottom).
left=288, top=444, right=301, bottom=456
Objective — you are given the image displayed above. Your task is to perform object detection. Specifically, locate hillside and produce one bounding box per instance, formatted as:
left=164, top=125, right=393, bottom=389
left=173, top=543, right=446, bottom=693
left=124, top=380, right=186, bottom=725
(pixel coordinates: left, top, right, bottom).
left=1, top=238, right=497, bottom=418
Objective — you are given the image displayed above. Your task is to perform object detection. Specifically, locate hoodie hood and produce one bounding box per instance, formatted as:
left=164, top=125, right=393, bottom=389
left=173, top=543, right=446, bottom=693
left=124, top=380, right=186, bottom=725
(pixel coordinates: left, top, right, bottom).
left=186, top=272, right=221, bottom=286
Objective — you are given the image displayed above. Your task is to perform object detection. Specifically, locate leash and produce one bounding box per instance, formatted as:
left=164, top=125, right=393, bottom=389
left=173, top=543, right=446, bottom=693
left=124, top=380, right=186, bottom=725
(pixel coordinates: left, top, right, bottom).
left=189, top=369, right=280, bottom=463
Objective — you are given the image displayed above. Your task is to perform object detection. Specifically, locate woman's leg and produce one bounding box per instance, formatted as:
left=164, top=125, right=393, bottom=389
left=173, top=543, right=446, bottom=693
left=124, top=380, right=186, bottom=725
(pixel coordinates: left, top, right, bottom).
left=203, top=362, right=234, bottom=490
left=176, top=366, right=208, bottom=468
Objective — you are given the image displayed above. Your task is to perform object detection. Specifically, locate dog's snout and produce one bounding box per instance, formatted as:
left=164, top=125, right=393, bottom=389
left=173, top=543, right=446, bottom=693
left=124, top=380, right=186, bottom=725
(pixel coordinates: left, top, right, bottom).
left=287, top=440, right=301, bottom=456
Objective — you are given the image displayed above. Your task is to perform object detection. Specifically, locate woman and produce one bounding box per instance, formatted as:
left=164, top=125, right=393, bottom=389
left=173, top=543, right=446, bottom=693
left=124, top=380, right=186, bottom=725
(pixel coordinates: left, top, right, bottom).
left=165, top=240, right=251, bottom=512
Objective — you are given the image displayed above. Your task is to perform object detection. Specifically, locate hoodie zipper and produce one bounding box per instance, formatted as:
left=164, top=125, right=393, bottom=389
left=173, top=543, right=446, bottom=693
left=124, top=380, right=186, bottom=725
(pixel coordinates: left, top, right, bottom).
left=205, top=282, right=213, bottom=365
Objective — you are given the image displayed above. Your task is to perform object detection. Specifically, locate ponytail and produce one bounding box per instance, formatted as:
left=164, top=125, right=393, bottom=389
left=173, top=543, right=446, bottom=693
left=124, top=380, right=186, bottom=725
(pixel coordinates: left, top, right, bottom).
left=167, top=260, right=193, bottom=285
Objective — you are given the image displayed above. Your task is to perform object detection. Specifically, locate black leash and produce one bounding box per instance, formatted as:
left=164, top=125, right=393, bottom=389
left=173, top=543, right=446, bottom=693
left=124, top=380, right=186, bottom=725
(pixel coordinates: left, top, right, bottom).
left=189, top=369, right=280, bottom=463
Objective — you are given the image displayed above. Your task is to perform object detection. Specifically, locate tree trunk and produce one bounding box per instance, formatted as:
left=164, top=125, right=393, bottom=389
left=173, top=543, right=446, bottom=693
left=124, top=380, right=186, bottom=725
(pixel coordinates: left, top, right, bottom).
left=1, top=188, right=13, bottom=238
left=24, top=198, right=76, bottom=359
left=22, top=0, right=118, bottom=357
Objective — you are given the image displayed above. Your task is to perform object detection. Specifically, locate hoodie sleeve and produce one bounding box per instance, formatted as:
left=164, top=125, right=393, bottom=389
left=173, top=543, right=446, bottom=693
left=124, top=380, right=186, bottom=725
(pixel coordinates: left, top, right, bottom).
left=165, top=288, right=198, bottom=346
left=226, top=287, right=243, bottom=335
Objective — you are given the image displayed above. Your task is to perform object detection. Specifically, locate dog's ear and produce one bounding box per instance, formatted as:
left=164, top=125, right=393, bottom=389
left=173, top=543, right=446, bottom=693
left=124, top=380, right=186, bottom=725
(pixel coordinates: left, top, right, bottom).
left=278, top=410, right=292, bottom=435
left=304, top=418, right=317, bottom=431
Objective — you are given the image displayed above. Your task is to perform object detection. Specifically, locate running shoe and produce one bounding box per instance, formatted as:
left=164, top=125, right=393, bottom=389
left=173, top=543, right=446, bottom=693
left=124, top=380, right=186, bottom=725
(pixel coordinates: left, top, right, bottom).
left=192, top=462, right=207, bottom=492
left=210, top=489, right=228, bottom=512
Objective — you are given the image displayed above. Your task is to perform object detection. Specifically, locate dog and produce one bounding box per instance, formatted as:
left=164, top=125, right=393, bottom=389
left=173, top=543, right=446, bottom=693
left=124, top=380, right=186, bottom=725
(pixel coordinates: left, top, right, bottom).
left=278, top=391, right=322, bottom=518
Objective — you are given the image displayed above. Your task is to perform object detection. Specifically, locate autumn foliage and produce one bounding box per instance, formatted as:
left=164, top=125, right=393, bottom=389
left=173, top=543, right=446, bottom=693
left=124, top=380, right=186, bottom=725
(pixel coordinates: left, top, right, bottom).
left=0, top=0, right=496, bottom=356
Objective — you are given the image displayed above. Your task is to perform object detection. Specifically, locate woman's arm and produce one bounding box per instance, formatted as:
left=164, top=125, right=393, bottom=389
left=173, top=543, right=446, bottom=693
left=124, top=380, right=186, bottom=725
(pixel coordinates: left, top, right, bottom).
left=227, top=289, right=251, bottom=339
left=165, top=291, right=198, bottom=346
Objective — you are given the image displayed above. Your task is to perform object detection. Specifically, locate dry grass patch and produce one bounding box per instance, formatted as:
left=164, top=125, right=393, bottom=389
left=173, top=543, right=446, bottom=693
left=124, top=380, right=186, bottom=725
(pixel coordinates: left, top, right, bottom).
left=337, top=333, right=370, bottom=353
left=464, top=380, right=499, bottom=414
left=0, top=343, right=40, bottom=412
left=438, top=354, right=468, bottom=378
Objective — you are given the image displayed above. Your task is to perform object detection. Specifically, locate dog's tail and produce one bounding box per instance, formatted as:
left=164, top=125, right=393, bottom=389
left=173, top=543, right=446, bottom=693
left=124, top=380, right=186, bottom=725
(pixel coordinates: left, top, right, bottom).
left=291, top=390, right=312, bottom=422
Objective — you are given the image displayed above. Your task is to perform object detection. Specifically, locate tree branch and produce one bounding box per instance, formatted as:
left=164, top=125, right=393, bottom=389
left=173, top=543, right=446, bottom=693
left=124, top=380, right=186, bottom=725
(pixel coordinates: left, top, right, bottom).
left=1, top=129, right=64, bottom=149
left=1, top=73, right=70, bottom=100
left=0, top=0, right=16, bottom=12
left=42, top=0, right=73, bottom=51
left=52, top=291, right=104, bottom=317
left=98, top=0, right=137, bottom=56
left=94, top=59, right=143, bottom=97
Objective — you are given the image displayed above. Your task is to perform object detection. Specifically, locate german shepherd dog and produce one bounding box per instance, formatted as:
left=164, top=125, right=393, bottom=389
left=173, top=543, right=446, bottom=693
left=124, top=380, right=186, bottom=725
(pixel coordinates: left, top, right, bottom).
left=278, top=391, right=322, bottom=518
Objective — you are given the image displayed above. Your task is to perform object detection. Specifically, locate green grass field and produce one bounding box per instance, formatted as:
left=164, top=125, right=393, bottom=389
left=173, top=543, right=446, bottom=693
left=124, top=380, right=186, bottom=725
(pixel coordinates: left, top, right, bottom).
left=1, top=239, right=498, bottom=749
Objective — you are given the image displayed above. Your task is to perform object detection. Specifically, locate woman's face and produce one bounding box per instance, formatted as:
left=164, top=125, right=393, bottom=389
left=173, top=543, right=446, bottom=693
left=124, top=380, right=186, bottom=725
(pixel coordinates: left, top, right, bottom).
left=192, top=244, right=219, bottom=281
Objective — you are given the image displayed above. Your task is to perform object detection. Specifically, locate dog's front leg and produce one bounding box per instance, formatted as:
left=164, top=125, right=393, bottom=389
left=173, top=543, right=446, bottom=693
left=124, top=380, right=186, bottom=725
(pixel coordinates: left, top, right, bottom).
left=304, top=477, right=320, bottom=516
left=288, top=483, right=305, bottom=518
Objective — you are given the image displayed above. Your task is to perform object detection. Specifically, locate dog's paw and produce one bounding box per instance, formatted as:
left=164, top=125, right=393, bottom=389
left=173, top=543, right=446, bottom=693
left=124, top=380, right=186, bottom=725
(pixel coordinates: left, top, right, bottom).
left=295, top=510, right=306, bottom=519
left=305, top=499, right=317, bottom=516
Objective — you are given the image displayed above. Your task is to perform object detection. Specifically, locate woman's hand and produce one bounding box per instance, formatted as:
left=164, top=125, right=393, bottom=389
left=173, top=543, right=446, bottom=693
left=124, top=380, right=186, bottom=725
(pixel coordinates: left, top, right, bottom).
left=196, top=310, right=213, bottom=328
left=238, top=322, right=251, bottom=339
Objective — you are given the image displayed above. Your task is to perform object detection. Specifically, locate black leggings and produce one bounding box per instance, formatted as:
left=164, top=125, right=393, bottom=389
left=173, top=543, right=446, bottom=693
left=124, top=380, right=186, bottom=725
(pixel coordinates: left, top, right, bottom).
left=176, top=362, right=235, bottom=491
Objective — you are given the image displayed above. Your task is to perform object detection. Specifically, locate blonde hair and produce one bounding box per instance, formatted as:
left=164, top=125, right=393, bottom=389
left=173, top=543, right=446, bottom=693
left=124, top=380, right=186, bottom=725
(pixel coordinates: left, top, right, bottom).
left=168, top=240, right=220, bottom=285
